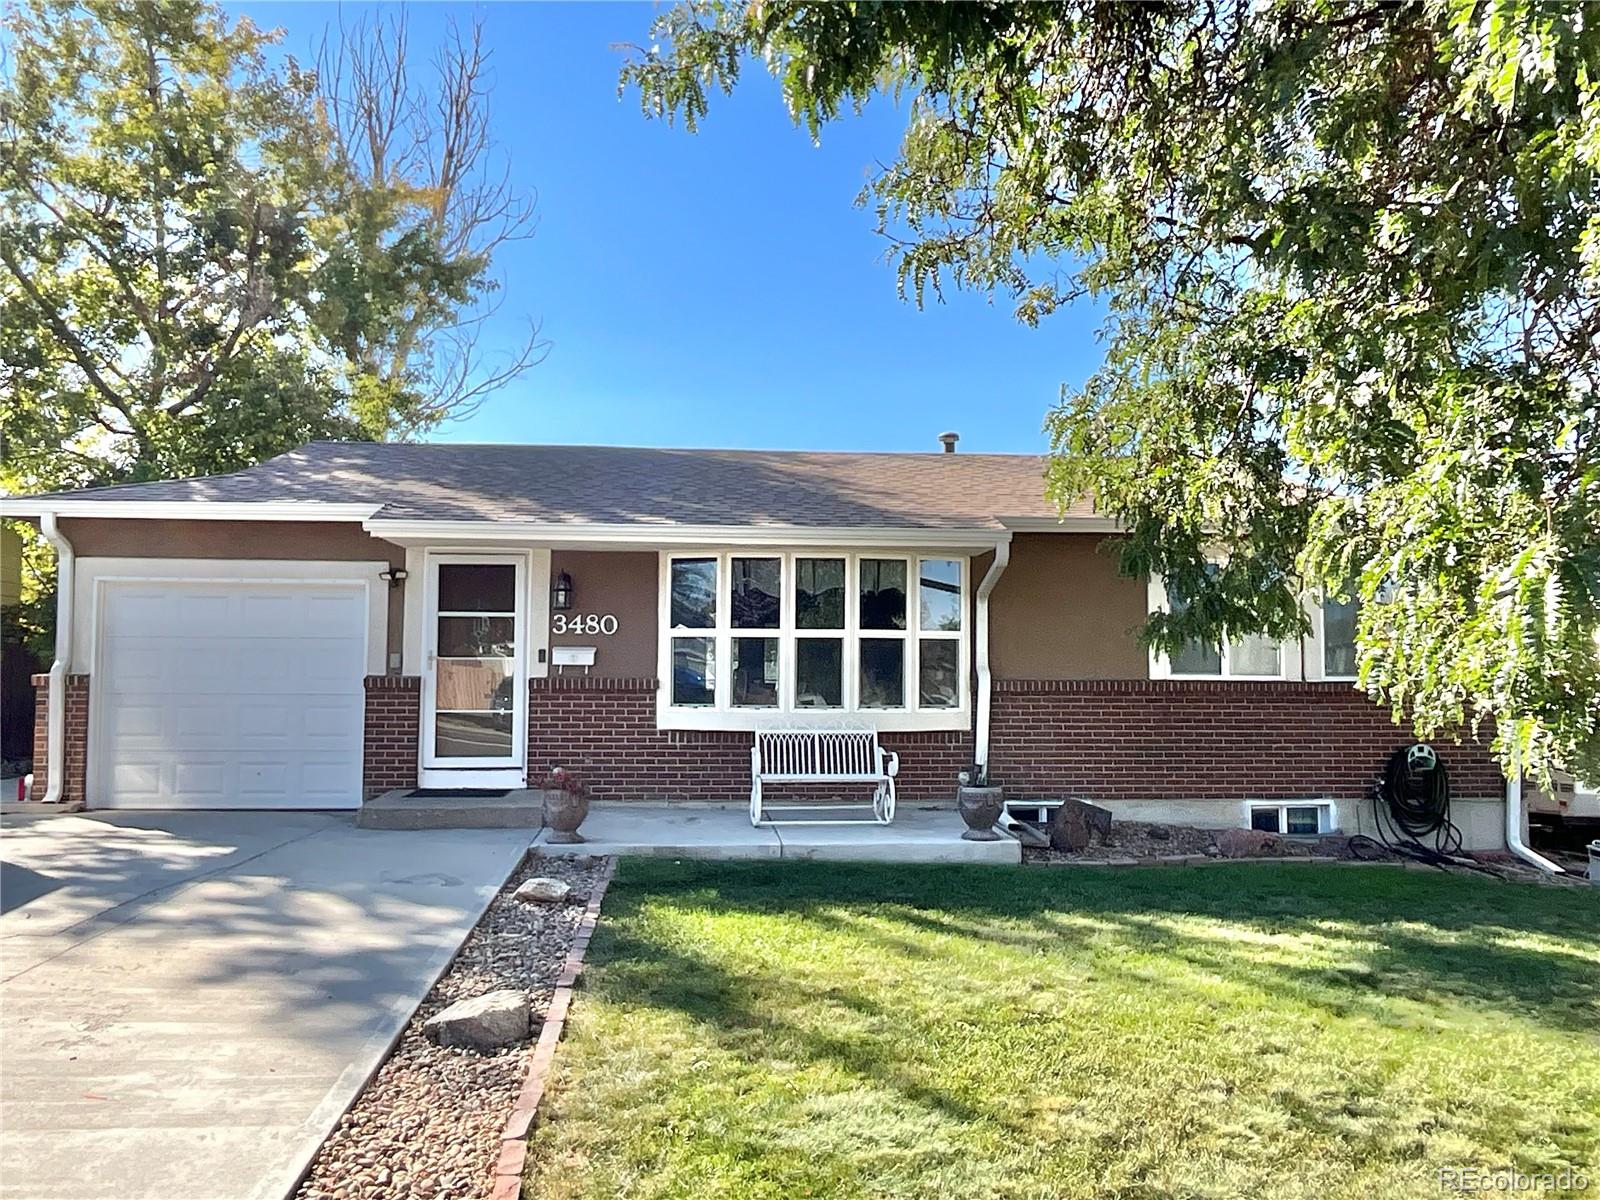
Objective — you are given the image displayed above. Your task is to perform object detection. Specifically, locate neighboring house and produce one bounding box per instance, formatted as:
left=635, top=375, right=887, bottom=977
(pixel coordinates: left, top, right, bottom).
left=0, top=439, right=1509, bottom=846
left=1, top=524, right=41, bottom=765
left=1, top=525, right=22, bottom=608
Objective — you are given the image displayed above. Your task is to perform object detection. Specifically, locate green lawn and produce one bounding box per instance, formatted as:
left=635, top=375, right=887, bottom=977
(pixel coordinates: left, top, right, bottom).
left=525, top=861, right=1600, bottom=1200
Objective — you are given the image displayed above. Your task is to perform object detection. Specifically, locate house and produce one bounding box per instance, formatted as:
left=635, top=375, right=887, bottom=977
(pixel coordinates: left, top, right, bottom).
left=1, top=438, right=1510, bottom=847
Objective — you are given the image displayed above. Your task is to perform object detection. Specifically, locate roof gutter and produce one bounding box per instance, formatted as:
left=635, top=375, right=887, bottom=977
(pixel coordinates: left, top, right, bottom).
left=38, top=512, right=74, bottom=806
left=974, top=536, right=1012, bottom=770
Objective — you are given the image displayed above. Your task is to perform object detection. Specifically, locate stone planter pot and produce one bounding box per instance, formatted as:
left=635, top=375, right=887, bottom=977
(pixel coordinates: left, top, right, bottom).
left=542, top=787, right=589, bottom=844
left=957, top=785, right=1004, bottom=841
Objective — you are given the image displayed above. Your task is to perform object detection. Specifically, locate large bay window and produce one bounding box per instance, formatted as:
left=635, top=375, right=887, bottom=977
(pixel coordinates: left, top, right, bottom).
left=661, top=551, right=968, bottom=729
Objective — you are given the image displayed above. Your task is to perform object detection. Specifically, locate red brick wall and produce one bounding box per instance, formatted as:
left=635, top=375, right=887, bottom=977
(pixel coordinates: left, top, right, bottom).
left=525, top=676, right=1502, bottom=806
left=364, top=675, right=420, bottom=798
left=989, top=679, right=1505, bottom=802
left=528, top=677, right=972, bottom=803
left=30, top=673, right=89, bottom=808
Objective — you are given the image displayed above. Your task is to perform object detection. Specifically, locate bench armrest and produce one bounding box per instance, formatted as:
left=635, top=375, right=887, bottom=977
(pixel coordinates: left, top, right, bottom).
left=882, top=748, right=900, bottom=778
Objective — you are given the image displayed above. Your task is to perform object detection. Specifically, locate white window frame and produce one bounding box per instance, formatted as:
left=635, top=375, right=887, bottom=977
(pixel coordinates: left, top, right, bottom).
left=1146, top=574, right=1299, bottom=681
left=1242, top=799, right=1338, bottom=836
left=657, top=549, right=971, bottom=732
left=1308, top=591, right=1361, bottom=683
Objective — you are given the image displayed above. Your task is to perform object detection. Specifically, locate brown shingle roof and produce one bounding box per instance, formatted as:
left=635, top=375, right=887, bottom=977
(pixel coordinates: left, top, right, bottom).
left=12, top=441, right=1095, bottom=530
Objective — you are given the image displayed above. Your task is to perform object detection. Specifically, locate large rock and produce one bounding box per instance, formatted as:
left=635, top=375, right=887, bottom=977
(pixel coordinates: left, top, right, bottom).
left=513, top=876, right=572, bottom=904
left=1047, top=798, right=1115, bottom=852
left=423, top=989, right=529, bottom=1051
left=1214, top=828, right=1281, bottom=859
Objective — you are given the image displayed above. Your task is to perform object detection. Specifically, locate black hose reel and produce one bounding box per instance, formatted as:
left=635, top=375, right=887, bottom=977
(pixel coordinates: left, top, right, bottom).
left=1369, top=741, right=1465, bottom=861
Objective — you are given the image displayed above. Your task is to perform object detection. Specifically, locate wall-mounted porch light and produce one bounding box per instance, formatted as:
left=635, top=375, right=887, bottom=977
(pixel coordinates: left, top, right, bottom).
left=552, top=569, right=574, bottom=611
left=379, top=567, right=409, bottom=590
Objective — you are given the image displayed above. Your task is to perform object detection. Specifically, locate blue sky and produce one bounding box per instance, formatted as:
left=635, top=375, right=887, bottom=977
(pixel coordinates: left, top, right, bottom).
left=238, top=1, right=1106, bottom=454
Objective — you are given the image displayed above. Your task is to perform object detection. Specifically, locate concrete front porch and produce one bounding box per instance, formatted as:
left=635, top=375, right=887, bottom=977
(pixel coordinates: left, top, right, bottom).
left=532, top=802, right=1021, bottom=864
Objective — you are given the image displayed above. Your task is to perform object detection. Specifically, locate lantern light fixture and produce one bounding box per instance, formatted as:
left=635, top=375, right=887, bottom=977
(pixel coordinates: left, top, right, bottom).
left=552, top=570, right=574, bottom=611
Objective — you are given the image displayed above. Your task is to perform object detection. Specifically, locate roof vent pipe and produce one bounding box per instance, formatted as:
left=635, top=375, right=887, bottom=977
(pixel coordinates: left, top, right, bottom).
left=938, top=432, right=959, bottom=454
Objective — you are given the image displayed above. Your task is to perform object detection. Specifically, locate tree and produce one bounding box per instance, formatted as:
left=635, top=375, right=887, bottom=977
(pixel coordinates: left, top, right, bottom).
left=620, top=0, right=1600, bottom=781
left=2, top=0, right=341, bottom=494
left=0, top=0, right=539, bottom=654
left=0, top=0, right=541, bottom=494
left=314, top=9, right=546, bottom=437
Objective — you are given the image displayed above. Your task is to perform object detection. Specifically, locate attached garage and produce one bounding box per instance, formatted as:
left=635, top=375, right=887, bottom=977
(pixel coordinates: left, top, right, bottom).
left=87, top=564, right=385, bottom=810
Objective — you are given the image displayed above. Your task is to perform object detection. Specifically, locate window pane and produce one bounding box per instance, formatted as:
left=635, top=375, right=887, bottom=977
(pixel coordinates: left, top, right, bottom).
left=732, top=637, right=779, bottom=707
left=1229, top=635, right=1280, bottom=677
left=1172, top=640, right=1222, bottom=675
left=1286, top=806, right=1321, bottom=835
left=435, top=711, right=512, bottom=758
left=860, top=559, right=907, bottom=630
left=1250, top=807, right=1281, bottom=833
left=919, top=639, right=959, bottom=708
left=438, top=564, right=515, bottom=613
left=795, top=558, right=845, bottom=629
left=1166, top=575, right=1220, bottom=674
left=671, top=637, right=715, bottom=705
left=795, top=639, right=842, bottom=708
left=731, top=558, right=780, bottom=628
left=919, top=559, right=962, bottom=631
left=436, top=659, right=514, bottom=711
left=860, top=638, right=905, bottom=708
left=437, top=616, right=514, bottom=657
left=670, top=558, right=717, bottom=628
left=1323, top=595, right=1359, bottom=677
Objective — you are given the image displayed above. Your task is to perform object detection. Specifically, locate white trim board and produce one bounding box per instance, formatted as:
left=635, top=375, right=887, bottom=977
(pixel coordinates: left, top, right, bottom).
left=366, top=519, right=1008, bottom=551
left=2, top=499, right=380, bottom=521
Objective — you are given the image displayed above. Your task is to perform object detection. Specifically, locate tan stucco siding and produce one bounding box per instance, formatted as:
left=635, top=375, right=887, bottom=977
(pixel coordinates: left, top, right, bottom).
left=990, top=533, right=1149, bottom=679
left=548, top=550, right=658, bottom=679
left=58, top=518, right=406, bottom=660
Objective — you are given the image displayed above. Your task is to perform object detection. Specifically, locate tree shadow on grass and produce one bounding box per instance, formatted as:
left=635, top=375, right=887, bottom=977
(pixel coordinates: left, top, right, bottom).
left=537, top=861, right=1600, bottom=1200
left=603, top=860, right=1600, bottom=1038
left=593, top=926, right=998, bottom=1133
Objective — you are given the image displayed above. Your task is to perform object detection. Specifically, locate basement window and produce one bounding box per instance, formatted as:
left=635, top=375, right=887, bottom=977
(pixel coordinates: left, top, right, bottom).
left=1246, top=802, right=1335, bottom=836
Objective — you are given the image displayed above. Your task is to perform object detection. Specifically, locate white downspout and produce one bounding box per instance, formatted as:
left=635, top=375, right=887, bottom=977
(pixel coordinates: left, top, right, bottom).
left=38, top=512, right=75, bottom=805
left=973, top=536, right=1011, bottom=770
left=1505, top=758, right=1563, bottom=874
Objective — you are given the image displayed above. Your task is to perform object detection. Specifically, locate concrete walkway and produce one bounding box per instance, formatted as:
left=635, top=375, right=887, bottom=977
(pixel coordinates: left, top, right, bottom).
left=532, top=803, right=1021, bottom=863
left=0, top=812, right=529, bottom=1200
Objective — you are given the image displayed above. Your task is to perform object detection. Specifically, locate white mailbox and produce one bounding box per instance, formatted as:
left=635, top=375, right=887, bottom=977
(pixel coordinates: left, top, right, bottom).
left=551, top=645, right=597, bottom=668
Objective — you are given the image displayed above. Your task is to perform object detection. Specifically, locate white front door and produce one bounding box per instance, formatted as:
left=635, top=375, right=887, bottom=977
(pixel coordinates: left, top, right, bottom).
left=421, top=555, right=527, bottom=787
left=95, top=580, right=367, bottom=809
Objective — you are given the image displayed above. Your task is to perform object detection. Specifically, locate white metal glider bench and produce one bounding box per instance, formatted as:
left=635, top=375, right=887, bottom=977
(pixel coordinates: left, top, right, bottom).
left=750, top=726, right=899, bottom=826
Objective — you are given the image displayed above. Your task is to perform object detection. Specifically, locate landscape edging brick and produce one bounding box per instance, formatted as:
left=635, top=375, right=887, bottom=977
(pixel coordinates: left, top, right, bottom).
left=489, top=856, right=619, bottom=1200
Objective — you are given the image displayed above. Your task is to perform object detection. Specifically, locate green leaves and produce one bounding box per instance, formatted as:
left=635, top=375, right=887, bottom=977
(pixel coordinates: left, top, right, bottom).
left=623, top=0, right=1599, bottom=781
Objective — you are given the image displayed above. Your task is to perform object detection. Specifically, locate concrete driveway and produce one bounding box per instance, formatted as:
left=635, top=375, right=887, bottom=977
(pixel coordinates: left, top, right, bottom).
left=0, top=812, right=530, bottom=1200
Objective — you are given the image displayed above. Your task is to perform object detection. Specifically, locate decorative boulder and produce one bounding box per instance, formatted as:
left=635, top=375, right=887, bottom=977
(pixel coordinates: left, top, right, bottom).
left=423, top=989, right=530, bottom=1051
left=1214, top=828, right=1281, bottom=859
left=1048, top=798, right=1115, bottom=852
left=513, top=877, right=572, bottom=904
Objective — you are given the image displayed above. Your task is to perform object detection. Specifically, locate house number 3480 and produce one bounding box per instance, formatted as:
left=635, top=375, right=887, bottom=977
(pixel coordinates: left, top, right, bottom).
left=552, top=613, right=619, bottom=636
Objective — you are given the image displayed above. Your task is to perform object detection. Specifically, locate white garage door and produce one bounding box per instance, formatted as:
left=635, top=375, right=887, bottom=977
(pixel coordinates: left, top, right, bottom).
left=96, top=581, right=368, bottom=809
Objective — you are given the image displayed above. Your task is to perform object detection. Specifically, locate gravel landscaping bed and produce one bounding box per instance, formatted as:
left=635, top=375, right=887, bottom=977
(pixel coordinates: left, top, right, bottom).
left=295, top=852, right=610, bottom=1200
left=1022, top=819, right=1388, bottom=864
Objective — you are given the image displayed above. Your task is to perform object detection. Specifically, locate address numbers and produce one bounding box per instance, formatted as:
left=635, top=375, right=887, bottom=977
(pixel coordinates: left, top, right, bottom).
left=552, top=613, right=619, bottom=636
